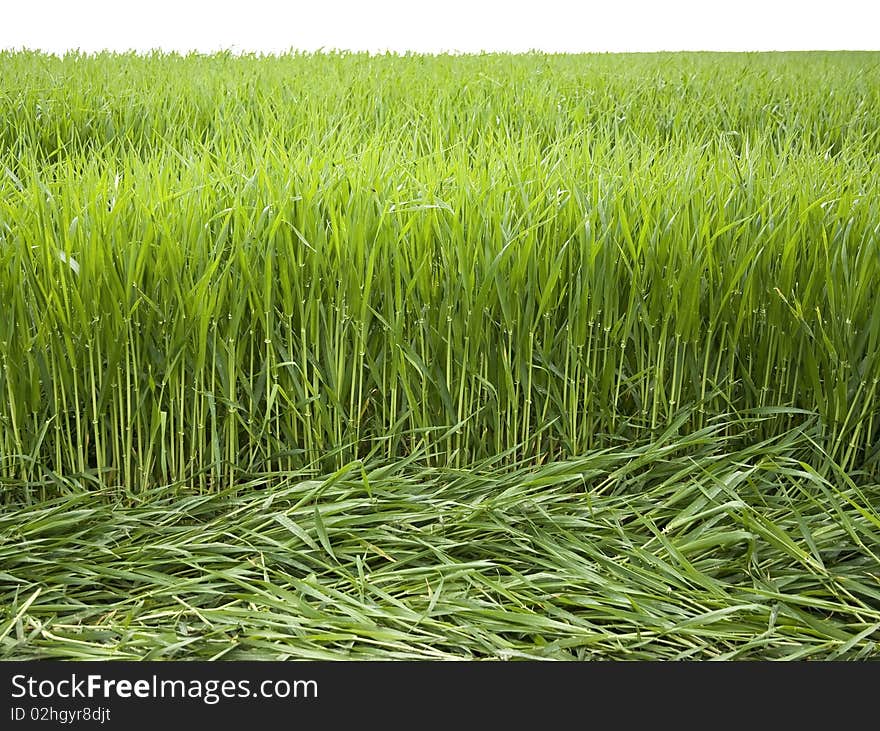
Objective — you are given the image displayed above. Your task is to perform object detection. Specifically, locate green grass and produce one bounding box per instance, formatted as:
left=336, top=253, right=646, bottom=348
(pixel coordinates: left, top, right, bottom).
left=2, top=420, right=879, bottom=659
left=1, top=50, right=879, bottom=659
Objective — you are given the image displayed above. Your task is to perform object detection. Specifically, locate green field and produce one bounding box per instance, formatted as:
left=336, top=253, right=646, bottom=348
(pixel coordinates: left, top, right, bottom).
left=1, top=50, right=879, bottom=659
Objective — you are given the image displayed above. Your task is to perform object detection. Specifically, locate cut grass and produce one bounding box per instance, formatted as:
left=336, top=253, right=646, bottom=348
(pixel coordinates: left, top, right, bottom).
left=1, top=419, right=878, bottom=660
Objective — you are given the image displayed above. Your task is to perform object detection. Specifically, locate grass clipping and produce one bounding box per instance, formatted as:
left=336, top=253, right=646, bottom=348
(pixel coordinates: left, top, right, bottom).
left=2, top=419, right=879, bottom=660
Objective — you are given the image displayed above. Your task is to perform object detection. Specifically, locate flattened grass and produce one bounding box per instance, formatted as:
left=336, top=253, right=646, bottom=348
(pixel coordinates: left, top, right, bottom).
left=2, top=420, right=878, bottom=659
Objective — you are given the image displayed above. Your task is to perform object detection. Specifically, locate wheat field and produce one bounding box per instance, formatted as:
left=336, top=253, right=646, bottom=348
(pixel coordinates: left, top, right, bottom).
left=1, top=51, right=878, bottom=659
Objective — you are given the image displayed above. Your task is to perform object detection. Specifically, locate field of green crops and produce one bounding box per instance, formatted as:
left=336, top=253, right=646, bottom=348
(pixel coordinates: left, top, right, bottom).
left=1, top=50, right=879, bottom=659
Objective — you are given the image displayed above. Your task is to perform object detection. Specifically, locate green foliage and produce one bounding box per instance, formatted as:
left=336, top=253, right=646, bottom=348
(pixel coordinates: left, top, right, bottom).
left=1, top=51, right=878, bottom=489
left=1, top=51, right=879, bottom=659
left=2, top=421, right=878, bottom=659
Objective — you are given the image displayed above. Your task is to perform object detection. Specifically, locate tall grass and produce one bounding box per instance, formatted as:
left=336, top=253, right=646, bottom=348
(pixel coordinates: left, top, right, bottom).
left=1, top=51, right=879, bottom=659
left=1, top=51, right=878, bottom=493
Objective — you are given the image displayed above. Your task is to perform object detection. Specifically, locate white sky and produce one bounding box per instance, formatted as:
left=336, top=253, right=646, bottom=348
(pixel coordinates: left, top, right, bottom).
left=1, top=0, right=878, bottom=54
